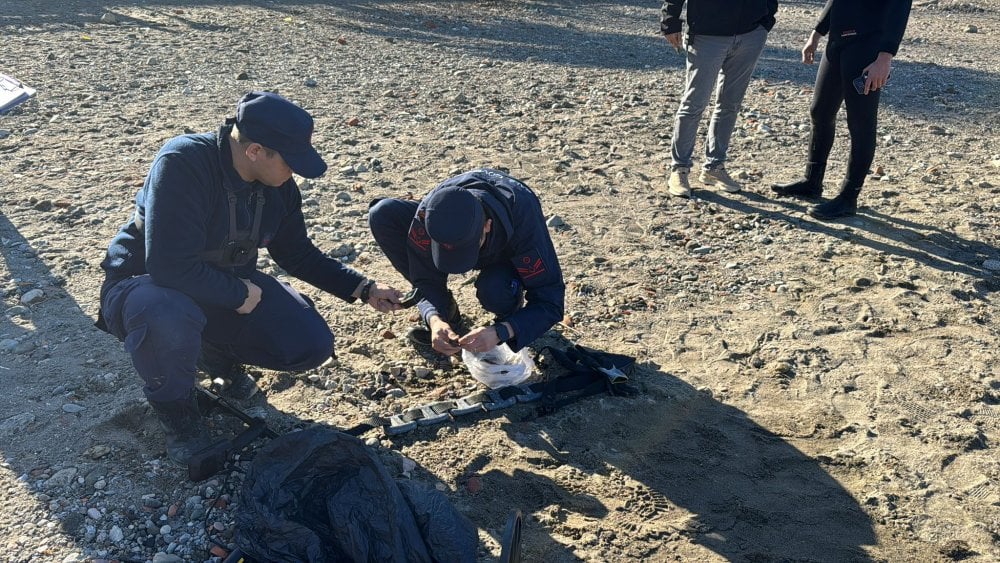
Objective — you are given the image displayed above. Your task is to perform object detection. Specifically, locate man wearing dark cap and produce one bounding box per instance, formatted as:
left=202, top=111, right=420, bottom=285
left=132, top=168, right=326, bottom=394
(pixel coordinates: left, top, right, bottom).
left=369, top=169, right=564, bottom=356
left=96, top=91, right=401, bottom=466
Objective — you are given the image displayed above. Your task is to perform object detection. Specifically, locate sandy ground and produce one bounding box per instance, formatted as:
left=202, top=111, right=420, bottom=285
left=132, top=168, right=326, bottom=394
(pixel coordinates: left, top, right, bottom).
left=1, top=0, right=999, bottom=561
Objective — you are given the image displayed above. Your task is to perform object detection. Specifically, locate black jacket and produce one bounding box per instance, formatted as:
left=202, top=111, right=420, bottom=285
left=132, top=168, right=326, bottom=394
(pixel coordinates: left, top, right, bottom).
left=815, top=0, right=912, bottom=56
left=661, top=0, right=778, bottom=37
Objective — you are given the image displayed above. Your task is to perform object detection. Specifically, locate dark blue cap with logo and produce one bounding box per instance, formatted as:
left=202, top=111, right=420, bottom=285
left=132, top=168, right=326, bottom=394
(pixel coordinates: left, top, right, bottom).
left=424, top=185, right=485, bottom=274
left=234, top=91, right=327, bottom=178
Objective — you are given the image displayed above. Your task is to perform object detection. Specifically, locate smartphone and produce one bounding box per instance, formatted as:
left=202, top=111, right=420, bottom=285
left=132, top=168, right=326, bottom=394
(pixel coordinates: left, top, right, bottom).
left=852, top=73, right=868, bottom=95
left=853, top=72, right=890, bottom=95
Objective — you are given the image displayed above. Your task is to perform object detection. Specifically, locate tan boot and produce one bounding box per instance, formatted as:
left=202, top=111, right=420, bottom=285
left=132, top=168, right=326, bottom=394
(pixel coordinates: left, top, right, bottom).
left=667, top=167, right=692, bottom=198
left=700, top=166, right=741, bottom=193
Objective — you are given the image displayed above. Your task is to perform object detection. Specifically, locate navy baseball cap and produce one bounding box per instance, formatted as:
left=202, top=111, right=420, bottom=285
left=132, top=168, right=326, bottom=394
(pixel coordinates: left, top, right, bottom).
left=424, top=186, right=485, bottom=274
left=234, top=91, right=327, bottom=178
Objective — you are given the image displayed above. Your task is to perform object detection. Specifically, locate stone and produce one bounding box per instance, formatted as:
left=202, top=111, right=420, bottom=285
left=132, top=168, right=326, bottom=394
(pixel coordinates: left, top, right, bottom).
left=20, top=288, right=44, bottom=304
left=62, top=403, right=86, bottom=413
left=100, top=12, right=117, bottom=24
left=0, top=412, right=34, bottom=434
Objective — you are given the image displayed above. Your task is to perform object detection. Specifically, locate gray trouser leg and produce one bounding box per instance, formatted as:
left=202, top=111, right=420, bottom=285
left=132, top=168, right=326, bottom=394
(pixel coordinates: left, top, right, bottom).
left=671, top=27, right=768, bottom=170
left=705, top=26, right=768, bottom=169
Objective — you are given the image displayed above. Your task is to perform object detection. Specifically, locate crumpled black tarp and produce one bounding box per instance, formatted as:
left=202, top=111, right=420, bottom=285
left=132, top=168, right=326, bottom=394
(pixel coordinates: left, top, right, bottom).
left=235, top=426, right=478, bottom=563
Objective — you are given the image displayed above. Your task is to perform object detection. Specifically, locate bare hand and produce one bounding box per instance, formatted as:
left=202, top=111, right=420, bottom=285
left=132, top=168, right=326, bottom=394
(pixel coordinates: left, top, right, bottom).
left=236, top=279, right=262, bottom=314
left=428, top=316, right=462, bottom=355
left=802, top=31, right=822, bottom=64
left=458, top=326, right=501, bottom=354
left=664, top=32, right=682, bottom=52
left=365, top=282, right=403, bottom=313
left=861, top=52, right=893, bottom=95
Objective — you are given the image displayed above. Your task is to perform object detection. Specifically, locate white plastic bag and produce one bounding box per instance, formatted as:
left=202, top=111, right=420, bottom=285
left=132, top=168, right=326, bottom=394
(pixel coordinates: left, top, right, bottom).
left=461, top=344, right=536, bottom=389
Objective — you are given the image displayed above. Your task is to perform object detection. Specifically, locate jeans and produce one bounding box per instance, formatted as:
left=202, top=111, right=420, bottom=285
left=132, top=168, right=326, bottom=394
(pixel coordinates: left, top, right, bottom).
left=100, top=272, right=334, bottom=402
left=671, top=26, right=768, bottom=170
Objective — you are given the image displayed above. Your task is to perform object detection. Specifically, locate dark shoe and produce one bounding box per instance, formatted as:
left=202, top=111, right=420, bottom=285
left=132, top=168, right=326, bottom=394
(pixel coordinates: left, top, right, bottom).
left=405, top=325, right=433, bottom=347
left=771, top=179, right=822, bottom=199
left=197, top=342, right=259, bottom=401
left=148, top=391, right=214, bottom=466
left=216, top=366, right=259, bottom=401
left=809, top=186, right=860, bottom=220
left=772, top=162, right=826, bottom=199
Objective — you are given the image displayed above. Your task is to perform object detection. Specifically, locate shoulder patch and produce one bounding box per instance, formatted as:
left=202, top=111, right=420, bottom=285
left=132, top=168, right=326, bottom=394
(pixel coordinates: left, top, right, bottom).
left=408, top=222, right=431, bottom=252
left=514, top=249, right=548, bottom=281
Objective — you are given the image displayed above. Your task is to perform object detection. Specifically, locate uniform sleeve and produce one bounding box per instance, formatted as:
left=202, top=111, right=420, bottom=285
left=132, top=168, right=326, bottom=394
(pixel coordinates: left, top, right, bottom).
left=265, top=184, right=366, bottom=301
left=502, top=205, right=565, bottom=351
left=879, top=0, right=912, bottom=56
left=814, top=0, right=833, bottom=36
left=143, top=153, right=248, bottom=309
left=660, top=0, right=685, bottom=35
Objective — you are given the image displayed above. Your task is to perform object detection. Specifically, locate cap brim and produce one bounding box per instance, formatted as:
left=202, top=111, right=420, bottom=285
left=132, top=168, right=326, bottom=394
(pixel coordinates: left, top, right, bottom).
left=431, top=240, right=479, bottom=274
left=281, top=147, right=327, bottom=179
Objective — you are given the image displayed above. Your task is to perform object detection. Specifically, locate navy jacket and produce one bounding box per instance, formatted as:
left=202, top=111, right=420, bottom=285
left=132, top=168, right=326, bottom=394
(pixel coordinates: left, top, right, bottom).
left=661, top=0, right=778, bottom=37
left=406, top=170, right=565, bottom=350
left=815, top=0, right=912, bottom=56
left=100, top=125, right=365, bottom=311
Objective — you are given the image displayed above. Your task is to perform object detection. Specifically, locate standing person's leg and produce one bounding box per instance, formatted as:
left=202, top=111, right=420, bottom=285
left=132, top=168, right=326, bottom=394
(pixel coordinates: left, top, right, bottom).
left=702, top=26, right=769, bottom=192
left=667, top=34, right=732, bottom=198
left=101, top=276, right=214, bottom=465
left=772, top=40, right=845, bottom=199
left=200, top=271, right=334, bottom=375
left=810, top=37, right=883, bottom=220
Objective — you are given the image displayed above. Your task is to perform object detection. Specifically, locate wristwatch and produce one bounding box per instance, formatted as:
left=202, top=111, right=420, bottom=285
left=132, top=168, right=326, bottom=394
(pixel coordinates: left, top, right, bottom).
left=493, top=322, right=510, bottom=343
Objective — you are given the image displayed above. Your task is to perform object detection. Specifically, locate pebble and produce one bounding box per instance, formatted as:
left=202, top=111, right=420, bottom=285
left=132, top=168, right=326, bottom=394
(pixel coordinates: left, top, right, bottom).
left=99, top=12, right=117, bottom=24
left=546, top=215, right=566, bottom=227
left=62, top=403, right=86, bottom=413
left=965, top=24, right=978, bottom=33
left=0, top=129, right=11, bottom=139
left=20, top=288, right=45, bottom=305
left=87, top=508, right=102, bottom=520
left=0, top=338, right=18, bottom=352
left=45, top=467, right=78, bottom=489
left=152, top=553, right=183, bottom=563
left=108, top=525, right=124, bottom=542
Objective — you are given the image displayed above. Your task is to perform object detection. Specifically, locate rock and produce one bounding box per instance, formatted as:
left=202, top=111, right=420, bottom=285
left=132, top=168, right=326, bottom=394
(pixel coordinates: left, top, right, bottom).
left=965, top=24, right=978, bottom=33
left=13, top=340, right=36, bottom=355
left=20, top=288, right=44, bottom=304
left=100, top=12, right=117, bottom=24
left=62, top=403, right=86, bottom=413
left=108, top=525, right=124, bottom=542
left=0, top=338, right=18, bottom=352
left=546, top=215, right=566, bottom=227
left=45, top=467, right=78, bottom=488
left=87, top=508, right=102, bottom=520
left=335, top=191, right=352, bottom=202
left=152, top=553, right=184, bottom=563
left=304, top=78, right=318, bottom=87
left=347, top=117, right=360, bottom=126
left=236, top=71, right=250, bottom=80
left=465, top=475, right=482, bottom=494
left=0, top=412, right=34, bottom=435
left=0, top=130, right=11, bottom=139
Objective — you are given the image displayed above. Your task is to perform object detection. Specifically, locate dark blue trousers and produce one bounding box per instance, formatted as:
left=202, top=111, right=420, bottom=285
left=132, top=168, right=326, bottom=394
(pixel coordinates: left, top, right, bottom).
left=101, top=271, right=333, bottom=402
left=368, top=198, right=522, bottom=318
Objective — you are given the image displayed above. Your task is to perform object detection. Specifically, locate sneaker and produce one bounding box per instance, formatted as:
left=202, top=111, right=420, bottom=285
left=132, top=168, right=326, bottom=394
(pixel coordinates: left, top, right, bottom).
left=667, top=167, right=692, bottom=198
left=700, top=166, right=741, bottom=193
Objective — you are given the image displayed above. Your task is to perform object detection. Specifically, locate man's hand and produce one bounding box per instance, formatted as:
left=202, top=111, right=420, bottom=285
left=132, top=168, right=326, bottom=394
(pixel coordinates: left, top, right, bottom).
left=236, top=279, right=262, bottom=314
left=802, top=30, right=822, bottom=64
left=458, top=326, right=501, bottom=354
left=428, top=316, right=462, bottom=355
left=664, top=32, right=682, bottom=52
left=862, top=52, right=893, bottom=95
left=365, top=282, right=403, bottom=313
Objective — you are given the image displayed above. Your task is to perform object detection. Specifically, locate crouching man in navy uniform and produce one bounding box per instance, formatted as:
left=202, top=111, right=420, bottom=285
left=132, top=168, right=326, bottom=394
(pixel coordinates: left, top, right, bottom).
left=96, top=92, right=402, bottom=466
left=369, top=169, right=564, bottom=356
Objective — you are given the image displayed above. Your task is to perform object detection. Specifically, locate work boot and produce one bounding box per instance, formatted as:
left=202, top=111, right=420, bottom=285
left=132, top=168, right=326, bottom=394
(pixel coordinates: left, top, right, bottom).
left=667, top=167, right=692, bottom=198
left=700, top=166, right=741, bottom=193
left=197, top=342, right=259, bottom=401
left=809, top=182, right=861, bottom=220
left=406, top=295, right=462, bottom=348
left=772, top=162, right=826, bottom=199
left=148, top=390, right=214, bottom=466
